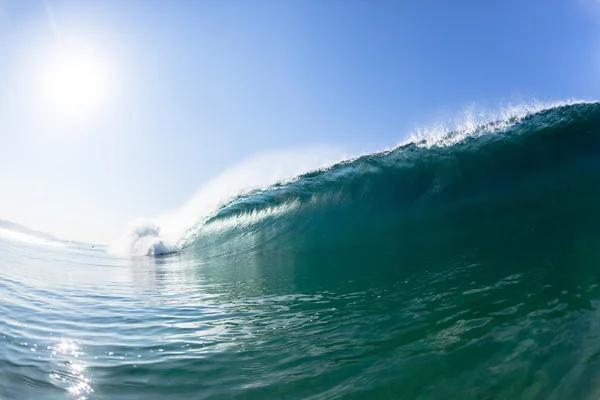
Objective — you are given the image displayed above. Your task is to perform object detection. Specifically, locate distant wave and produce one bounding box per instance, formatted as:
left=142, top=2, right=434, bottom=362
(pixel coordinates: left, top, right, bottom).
left=118, top=99, right=597, bottom=257
left=0, top=228, right=64, bottom=247
left=0, top=220, right=57, bottom=241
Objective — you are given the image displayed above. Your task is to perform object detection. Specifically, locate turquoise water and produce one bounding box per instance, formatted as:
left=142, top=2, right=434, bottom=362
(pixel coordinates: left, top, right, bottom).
left=4, top=102, right=600, bottom=399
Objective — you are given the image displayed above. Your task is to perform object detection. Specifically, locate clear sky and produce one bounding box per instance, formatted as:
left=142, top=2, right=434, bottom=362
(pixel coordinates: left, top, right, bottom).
left=1, top=0, right=599, bottom=244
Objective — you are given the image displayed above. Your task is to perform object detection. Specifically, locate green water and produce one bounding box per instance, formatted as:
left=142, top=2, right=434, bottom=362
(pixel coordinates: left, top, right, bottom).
left=4, top=179, right=600, bottom=399
left=4, top=102, right=600, bottom=399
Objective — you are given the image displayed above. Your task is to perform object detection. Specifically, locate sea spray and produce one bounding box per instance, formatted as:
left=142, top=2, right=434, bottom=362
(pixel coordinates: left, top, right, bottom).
left=115, top=146, right=347, bottom=255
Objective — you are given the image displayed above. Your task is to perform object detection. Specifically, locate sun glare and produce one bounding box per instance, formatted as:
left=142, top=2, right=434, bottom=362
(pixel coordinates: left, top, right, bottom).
left=40, top=44, right=115, bottom=122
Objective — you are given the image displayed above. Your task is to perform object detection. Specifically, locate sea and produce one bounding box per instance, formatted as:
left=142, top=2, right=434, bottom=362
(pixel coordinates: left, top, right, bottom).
left=3, top=101, right=600, bottom=399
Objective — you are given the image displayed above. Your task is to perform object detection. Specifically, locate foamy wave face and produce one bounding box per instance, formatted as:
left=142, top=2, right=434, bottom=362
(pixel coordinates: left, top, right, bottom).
left=192, top=200, right=301, bottom=236
left=115, top=146, right=347, bottom=256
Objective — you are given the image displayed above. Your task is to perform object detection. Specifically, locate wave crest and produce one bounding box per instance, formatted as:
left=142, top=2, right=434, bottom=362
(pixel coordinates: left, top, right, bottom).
left=117, top=99, right=597, bottom=257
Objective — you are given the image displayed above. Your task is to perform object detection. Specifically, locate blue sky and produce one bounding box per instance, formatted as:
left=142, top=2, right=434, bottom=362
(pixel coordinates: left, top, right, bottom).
left=0, top=0, right=599, bottom=243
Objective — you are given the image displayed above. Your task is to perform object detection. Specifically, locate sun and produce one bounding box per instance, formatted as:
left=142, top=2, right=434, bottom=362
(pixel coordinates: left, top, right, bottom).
left=40, top=43, right=115, bottom=122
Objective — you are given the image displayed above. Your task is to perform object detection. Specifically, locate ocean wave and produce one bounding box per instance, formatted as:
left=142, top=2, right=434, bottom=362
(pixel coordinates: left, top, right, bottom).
left=119, top=100, right=599, bottom=257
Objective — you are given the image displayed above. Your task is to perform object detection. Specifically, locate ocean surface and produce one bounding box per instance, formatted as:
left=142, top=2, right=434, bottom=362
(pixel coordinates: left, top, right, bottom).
left=4, top=101, right=600, bottom=399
